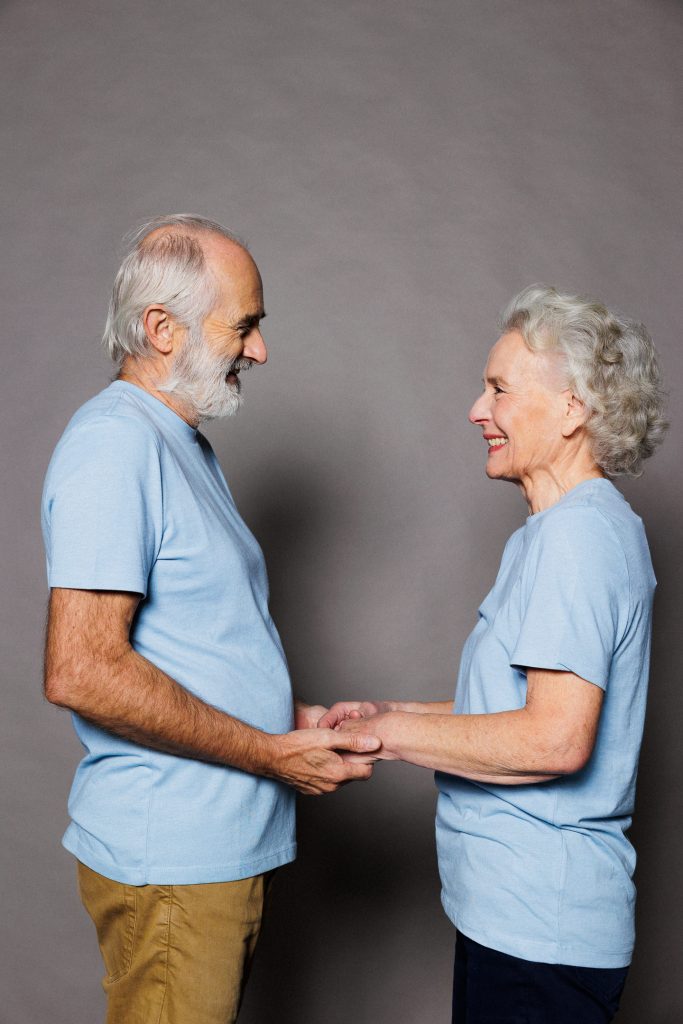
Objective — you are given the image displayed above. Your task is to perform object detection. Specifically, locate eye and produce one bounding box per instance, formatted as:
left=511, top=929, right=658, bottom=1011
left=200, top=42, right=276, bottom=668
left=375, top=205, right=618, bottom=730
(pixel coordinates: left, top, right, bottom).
left=493, top=385, right=505, bottom=395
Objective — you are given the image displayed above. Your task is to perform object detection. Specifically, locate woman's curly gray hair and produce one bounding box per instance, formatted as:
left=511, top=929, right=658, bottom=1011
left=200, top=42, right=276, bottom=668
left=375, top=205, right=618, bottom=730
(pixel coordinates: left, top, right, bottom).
left=501, top=285, right=667, bottom=477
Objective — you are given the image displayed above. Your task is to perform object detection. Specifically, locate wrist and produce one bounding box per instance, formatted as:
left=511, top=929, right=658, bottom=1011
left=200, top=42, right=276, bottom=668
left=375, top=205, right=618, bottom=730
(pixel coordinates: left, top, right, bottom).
left=245, top=729, right=284, bottom=779
left=382, top=700, right=416, bottom=715
left=376, top=710, right=413, bottom=759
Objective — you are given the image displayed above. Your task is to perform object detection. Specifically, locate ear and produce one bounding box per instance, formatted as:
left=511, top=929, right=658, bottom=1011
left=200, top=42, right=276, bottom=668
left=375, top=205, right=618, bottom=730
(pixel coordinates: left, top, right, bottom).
left=561, top=390, right=589, bottom=438
left=142, top=305, right=178, bottom=355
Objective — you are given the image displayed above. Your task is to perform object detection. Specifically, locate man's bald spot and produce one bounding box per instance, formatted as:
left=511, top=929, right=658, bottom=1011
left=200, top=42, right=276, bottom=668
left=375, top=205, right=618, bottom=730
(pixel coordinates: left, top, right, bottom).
left=139, top=226, right=262, bottom=318
left=138, top=223, right=249, bottom=267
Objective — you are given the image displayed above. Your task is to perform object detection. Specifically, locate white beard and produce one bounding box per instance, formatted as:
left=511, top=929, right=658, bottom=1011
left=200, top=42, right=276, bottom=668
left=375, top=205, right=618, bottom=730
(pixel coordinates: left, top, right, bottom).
left=159, top=325, right=248, bottom=422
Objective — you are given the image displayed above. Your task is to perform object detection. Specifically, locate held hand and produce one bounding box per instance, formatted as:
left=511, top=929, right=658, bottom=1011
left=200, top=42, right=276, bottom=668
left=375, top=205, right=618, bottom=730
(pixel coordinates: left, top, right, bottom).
left=317, top=700, right=387, bottom=730
left=265, top=728, right=382, bottom=795
left=294, top=702, right=329, bottom=730
left=338, top=713, right=399, bottom=762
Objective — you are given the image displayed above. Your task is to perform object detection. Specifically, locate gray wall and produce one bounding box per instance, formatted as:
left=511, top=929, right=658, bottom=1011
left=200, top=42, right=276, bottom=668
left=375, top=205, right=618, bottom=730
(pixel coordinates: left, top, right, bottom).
left=2, top=1, right=682, bottom=1021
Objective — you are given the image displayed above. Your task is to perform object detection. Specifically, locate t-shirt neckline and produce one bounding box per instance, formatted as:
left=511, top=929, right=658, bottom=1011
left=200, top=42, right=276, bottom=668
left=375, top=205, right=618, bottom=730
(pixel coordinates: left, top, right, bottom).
left=109, top=380, right=199, bottom=442
left=526, top=478, right=616, bottom=523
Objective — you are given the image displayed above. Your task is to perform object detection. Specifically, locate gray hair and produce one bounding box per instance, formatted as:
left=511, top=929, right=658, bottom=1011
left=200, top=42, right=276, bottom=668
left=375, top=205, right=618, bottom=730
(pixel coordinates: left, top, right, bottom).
left=102, top=214, right=246, bottom=371
left=501, top=285, right=667, bottom=477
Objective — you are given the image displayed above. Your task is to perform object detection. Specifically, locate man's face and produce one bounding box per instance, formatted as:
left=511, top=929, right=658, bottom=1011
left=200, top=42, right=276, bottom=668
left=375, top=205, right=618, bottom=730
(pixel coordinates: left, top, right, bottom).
left=163, top=239, right=267, bottom=422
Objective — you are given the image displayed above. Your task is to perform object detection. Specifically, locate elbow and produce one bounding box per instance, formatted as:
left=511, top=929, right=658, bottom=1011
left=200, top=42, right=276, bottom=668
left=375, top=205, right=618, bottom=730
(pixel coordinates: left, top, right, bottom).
left=44, top=672, right=69, bottom=708
left=538, top=738, right=594, bottom=777
left=560, top=746, right=593, bottom=776
left=44, top=669, right=82, bottom=711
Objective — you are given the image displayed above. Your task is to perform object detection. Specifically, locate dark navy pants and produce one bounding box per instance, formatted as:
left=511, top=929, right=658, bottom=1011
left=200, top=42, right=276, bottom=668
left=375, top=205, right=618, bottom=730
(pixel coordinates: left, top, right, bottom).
left=453, top=932, right=629, bottom=1023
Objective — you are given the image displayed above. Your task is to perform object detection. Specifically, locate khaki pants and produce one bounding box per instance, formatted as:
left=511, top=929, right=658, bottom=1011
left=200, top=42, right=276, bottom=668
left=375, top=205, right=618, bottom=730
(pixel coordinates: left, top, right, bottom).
left=78, top=861, right=274, bottom=1024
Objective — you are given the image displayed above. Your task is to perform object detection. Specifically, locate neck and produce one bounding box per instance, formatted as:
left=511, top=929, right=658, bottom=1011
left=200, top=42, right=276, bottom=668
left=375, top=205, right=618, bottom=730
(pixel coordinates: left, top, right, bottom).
left=519, top=459, right=605, bottom=515
left=118, top=359, right=199, bottom=428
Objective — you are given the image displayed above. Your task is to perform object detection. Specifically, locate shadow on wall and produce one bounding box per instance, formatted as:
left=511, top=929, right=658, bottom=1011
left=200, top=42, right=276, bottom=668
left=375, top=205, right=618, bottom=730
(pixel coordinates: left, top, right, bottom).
left=609, top=476, right=683, bottom=1024
left=232, top=442, right=453, bottom=1022
left=240, top=781, right=446, bottom=1024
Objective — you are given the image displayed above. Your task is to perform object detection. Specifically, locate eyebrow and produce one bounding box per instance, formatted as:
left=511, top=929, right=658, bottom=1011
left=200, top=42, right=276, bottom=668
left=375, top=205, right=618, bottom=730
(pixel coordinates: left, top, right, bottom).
left=483, top=374, right=510, bottom=387
left=235, top=311, right=266, bottom=329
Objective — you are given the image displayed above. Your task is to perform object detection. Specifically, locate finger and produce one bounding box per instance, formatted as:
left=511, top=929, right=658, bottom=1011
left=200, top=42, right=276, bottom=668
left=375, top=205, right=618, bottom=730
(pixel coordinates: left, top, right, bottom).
left=348, top=710, right=362, bottom=719
left=339, top=752, right=381, bottom=764
left=328, top=730, right=381, bottom=753
left=341, top=761, right=374, bottom=781
left=317, top=710, right=341, bottom=730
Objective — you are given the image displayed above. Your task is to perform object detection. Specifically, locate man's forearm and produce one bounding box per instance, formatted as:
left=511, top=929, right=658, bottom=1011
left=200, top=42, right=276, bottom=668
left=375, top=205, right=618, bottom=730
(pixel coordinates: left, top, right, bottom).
left=45, top=588, right=381, bottom=795
left=48, top=643, right=277, bottom=774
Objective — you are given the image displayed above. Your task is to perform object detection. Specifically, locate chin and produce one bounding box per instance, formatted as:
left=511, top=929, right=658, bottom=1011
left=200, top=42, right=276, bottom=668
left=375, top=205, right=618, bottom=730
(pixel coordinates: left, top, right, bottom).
left=194, top=386, right=243, bottom=422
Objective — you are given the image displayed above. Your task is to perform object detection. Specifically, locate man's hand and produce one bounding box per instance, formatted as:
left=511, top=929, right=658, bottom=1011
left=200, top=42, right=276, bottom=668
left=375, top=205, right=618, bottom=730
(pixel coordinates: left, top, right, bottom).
left=261, top=728, right=382, bottom=794
left=294, top=700, right=329, bottom=731
left=317, top=700, right=389, bottom=730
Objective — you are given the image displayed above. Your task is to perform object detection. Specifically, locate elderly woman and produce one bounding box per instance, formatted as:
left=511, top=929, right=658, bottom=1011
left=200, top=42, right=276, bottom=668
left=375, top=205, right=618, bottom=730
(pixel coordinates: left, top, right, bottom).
left=320, top=286, right=666, bottom=1024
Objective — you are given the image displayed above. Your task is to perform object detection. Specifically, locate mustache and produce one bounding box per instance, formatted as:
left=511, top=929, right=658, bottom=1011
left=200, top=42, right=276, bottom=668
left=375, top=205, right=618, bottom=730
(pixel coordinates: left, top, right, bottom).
left=227, top=357, right=253, bottom=373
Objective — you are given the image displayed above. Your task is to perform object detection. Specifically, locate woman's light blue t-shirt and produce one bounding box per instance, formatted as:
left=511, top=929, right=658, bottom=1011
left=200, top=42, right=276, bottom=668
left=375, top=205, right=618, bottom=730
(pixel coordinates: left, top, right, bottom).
left=41, top=381, right=296, bottom=885
left=435, top=479, right=655, bottom=968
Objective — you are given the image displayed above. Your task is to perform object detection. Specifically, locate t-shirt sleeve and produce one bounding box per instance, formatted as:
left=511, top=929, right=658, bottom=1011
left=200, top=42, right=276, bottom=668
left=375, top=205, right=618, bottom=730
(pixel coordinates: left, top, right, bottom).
left=509, top=508, right=629, bottom=690
left=42, top=414, right=163, bottom=596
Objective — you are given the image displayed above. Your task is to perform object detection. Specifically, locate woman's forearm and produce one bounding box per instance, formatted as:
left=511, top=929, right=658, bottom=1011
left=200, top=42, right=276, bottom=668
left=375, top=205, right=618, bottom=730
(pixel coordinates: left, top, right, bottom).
left=374, top=709, right=561, bottom=783
left=341, top=669, right=603, bottom=784
left=388, top=699, right=454, bottom=715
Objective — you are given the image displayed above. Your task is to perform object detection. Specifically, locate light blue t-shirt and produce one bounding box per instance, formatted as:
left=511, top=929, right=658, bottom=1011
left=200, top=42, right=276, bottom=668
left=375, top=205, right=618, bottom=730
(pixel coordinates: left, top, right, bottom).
left=41, top=381, right=296, bottom=885
left=435, top=479, right=655, bottom=968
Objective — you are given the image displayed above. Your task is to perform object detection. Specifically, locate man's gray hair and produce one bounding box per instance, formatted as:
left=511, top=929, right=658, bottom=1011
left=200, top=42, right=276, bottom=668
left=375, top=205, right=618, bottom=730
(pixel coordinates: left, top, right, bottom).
left=501, top=285, right=667, bottom=477
left=102, top=215, right=246, bottom=371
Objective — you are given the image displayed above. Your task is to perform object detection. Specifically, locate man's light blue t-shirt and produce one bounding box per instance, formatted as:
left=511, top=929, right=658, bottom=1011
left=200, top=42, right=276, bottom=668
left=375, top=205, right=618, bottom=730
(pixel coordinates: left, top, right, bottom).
left=436, top=479, right=655, bottom=968
left=41, top=381, right=296, bottom=885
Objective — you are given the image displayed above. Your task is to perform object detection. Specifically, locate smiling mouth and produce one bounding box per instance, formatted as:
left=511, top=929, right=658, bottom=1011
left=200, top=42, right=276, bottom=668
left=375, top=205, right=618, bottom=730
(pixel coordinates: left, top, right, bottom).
left=485, top=436, right=508, bottom=452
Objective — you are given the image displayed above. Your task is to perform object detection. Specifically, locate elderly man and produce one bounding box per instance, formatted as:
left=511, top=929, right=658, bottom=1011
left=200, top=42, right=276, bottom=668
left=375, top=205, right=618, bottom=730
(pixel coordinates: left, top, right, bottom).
left=41, top=214, right=379, bottom=1024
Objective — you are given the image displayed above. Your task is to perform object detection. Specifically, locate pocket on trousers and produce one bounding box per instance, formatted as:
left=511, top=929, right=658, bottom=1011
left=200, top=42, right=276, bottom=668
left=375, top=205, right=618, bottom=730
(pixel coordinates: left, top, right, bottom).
left=78, top=863, right=137, bottom=984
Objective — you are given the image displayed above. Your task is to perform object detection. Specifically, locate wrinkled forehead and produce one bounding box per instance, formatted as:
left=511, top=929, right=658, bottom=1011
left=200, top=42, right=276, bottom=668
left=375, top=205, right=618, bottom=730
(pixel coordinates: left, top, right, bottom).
left=485, top=331, right=567, bottom=389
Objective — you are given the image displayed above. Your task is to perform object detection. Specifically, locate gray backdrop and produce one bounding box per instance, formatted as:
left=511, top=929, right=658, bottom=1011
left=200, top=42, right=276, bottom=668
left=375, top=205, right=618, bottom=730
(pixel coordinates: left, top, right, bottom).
left=2, top=1, right=682, bottom=1021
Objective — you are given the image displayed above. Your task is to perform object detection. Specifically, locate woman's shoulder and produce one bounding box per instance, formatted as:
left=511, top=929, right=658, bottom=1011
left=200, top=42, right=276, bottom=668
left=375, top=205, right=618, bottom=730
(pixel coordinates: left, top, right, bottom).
left=526, top=481, right=653, bottom=590
left=527, top=494, right=626, bottom=577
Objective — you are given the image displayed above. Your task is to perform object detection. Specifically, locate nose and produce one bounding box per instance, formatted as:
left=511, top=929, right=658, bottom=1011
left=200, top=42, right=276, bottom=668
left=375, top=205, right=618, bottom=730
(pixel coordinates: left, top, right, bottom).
left=468, top=389, right=490, bottom=425
left=243, top=328, right=268, bottom=365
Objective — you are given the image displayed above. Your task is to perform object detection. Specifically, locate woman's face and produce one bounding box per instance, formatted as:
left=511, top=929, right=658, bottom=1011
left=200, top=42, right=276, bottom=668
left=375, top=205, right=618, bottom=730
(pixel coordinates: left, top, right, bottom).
left=469, top=330, right=572, bottom=488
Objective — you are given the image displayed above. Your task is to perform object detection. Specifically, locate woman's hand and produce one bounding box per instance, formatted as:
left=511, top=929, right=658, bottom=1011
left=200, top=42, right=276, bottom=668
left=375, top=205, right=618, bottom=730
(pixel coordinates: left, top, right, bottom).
left=317, top=700, right=390, bottom=730
left=294, top=700, right=329, bottom=730
left=337, top=713, right=401, bottom=761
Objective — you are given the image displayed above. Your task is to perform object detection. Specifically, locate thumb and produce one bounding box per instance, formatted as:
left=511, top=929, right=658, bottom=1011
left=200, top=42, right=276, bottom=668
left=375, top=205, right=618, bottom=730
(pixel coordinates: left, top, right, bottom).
left=331, top=731, right=381, bottom=753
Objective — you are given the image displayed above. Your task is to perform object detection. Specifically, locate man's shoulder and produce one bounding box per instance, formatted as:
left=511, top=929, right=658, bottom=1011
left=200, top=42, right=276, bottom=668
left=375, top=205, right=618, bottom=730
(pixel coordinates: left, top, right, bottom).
left=45, top=386, right=164, bottom=496
left=58, top=384, right=163, bottom=453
